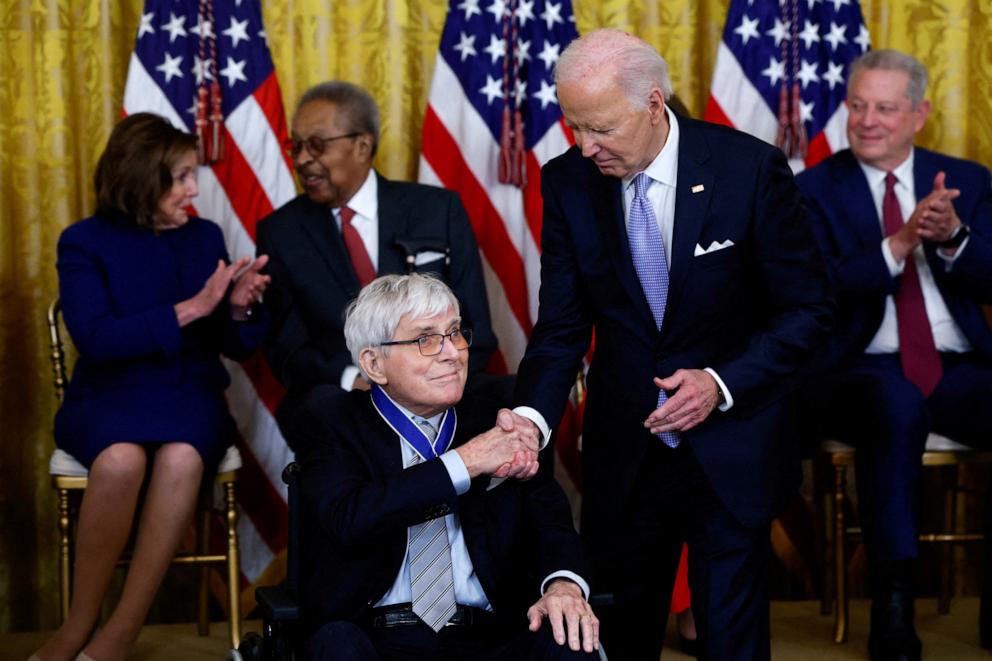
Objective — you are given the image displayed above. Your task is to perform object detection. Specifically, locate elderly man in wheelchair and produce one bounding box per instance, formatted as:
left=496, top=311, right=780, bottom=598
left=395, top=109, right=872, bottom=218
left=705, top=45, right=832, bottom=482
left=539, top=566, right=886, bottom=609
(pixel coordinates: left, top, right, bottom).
left=256, top=273, right=600, bottom=661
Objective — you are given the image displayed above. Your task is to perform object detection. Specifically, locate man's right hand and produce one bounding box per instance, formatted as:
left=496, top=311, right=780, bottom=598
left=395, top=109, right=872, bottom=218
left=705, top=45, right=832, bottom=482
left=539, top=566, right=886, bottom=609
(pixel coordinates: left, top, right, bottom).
left=455, top=417, right=538, bottom=479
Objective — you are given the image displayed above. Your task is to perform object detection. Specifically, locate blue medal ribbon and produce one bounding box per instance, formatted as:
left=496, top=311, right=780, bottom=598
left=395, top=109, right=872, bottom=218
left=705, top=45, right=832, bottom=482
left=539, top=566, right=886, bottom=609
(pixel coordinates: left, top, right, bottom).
left=370, top=384, right=456, bottom=462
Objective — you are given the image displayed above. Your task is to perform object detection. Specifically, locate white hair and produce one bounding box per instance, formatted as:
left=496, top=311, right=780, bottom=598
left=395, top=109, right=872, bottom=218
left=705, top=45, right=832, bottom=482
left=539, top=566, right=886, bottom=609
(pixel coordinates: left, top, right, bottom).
left=344, top=273, right=460, bottom=372
left=849, top=49, right=929, bottom=109
left=555, top=28, right=673, bottom=107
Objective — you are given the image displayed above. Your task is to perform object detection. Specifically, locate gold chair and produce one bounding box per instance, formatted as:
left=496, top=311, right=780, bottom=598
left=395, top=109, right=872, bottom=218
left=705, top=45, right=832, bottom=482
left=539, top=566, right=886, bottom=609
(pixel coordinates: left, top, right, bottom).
left=46, top=299, right=243, bottom=649
left=820, top=434, right=992, bottom=643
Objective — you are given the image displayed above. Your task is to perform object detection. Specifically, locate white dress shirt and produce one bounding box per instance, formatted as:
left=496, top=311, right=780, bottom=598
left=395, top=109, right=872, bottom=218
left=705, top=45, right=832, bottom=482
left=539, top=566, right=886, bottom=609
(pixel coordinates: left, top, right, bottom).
left=375, top=397, right=589, bottom=609
left=859, top=151, right=971, bottom=354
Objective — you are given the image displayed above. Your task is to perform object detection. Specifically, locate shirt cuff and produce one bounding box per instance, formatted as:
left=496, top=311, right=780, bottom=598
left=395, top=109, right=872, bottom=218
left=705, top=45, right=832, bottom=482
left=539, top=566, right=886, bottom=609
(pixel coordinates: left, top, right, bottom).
left=937, top=235, right=969, bottom=267
left=340, top=365, right=362, bottom=392
left=541, top=571, right=590, bottom=600
left=881, top=237, right=903, bottom=276
left=440, top=450, right=471, bottom=495
left=703, top=367, right=733, bottom=412
left=511, top=406, right=551, bottom=450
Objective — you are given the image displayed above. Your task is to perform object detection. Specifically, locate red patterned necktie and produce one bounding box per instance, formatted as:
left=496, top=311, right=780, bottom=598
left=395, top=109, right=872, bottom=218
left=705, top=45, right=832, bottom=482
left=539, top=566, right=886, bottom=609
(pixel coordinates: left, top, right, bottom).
left=882, top=172, right=942, bottom=396
left=339, top=206, right=376, bottom=287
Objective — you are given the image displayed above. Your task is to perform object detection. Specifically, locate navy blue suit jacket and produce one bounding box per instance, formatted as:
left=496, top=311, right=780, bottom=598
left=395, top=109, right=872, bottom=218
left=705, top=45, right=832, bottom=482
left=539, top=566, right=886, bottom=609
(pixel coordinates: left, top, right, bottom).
left=795, top=147, right=992, bottom=372
left=292, top=387, right=590, bottom=638
left=54, top=215, right=267, bottom=469
left=256, top=173, right=497, bottom=394
left=515, top=116, right=833, bottom=532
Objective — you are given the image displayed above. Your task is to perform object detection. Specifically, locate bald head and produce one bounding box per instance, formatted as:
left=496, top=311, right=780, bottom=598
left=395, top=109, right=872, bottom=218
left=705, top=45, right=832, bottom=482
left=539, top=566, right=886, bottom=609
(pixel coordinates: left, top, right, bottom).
left=555, top=28, right=673, bottom=108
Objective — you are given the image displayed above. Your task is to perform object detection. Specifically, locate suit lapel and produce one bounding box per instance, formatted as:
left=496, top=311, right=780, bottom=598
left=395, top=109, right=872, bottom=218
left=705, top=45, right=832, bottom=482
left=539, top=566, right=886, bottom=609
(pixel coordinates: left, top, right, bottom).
left=593, top=169, right=657, bottom=329
left=666, top=119, right=713, bottom=328
left=376, top=173, right=409, bottom=276
left=832, top=151, right=885, bottom=246
left=298, top=196, right=359, bottom=292
left=360, top=395, right=407, bottom=475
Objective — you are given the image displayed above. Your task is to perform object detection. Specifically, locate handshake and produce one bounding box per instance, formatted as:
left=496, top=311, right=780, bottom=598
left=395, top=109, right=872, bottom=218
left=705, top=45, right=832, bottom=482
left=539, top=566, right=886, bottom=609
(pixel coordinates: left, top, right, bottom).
left=455, top=409, right=542, bottom=480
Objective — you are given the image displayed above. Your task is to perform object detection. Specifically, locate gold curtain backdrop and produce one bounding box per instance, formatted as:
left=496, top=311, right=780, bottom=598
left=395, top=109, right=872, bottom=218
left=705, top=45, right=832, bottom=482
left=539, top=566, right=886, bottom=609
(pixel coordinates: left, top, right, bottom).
left=0, top=0, right=989, bottom=632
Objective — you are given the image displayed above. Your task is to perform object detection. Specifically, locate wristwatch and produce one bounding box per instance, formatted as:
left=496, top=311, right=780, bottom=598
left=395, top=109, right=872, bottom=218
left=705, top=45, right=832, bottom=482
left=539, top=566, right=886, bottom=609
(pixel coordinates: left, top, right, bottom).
left=939, top=224, right=969, bottom=249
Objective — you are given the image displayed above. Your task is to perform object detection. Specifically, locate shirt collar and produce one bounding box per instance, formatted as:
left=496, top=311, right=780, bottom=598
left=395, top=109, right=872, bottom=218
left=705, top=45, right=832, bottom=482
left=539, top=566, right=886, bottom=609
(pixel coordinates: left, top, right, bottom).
left=385, top=390, right=444, bottom=429
left=336, top=168, right=378, bottom=220
left=624, top=105, right=680, bottom=190
left=858, top=148, right=915, bottom=192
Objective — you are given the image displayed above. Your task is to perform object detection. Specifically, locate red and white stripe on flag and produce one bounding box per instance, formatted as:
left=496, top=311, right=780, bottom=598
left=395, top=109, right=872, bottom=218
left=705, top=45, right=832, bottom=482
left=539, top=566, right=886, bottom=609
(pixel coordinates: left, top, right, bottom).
left=123, top=0, right=295, bottom=608
left=703, top=0, right=871, bottom=171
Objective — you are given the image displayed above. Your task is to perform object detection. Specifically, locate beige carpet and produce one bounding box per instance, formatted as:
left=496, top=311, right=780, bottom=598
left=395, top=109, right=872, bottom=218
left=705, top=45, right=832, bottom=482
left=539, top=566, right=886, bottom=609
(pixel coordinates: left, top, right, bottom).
left=2, top=599, right=988, bottom=660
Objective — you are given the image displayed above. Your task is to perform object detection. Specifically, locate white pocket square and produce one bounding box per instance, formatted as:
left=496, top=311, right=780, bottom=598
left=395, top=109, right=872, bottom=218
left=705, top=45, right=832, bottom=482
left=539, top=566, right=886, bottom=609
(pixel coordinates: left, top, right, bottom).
left=413, top=250, right=447, bottom=266
left=694, top=239, right=735, bottom=257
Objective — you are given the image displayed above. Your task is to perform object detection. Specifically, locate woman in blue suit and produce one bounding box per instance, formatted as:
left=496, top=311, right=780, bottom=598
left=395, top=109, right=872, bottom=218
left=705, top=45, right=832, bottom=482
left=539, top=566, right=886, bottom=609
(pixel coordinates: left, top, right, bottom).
left=33, top=113, right=270, bottom=661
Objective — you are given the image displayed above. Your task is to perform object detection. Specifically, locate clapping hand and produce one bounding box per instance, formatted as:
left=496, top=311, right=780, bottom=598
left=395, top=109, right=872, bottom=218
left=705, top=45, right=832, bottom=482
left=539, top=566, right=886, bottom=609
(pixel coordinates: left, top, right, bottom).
left=229, top=255, right=271, bottom=318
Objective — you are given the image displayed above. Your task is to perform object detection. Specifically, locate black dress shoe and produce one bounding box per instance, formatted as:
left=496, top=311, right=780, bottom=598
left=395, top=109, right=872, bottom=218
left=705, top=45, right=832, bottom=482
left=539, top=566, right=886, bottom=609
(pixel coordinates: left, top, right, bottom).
left=867, top=588, right=921, bottom=661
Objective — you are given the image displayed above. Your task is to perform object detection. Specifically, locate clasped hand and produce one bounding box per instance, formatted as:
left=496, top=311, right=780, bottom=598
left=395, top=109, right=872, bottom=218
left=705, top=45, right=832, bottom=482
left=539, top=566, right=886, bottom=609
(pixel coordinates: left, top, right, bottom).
left=455, top=409, right=540, bottom=480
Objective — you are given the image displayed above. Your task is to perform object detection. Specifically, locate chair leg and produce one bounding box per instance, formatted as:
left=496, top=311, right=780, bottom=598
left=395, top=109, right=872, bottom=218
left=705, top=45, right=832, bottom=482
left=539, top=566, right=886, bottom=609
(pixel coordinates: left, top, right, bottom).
left=938, top=464, right=959, bottom=615
left=815, top=457, right=833, bottom=616
left=57, top=487, right=73, bottom=623
left=834, top=463, right=849, bottom=644
left=224, top=480, right=241, bottom=649
left=197, top=490, right=211, bottom=637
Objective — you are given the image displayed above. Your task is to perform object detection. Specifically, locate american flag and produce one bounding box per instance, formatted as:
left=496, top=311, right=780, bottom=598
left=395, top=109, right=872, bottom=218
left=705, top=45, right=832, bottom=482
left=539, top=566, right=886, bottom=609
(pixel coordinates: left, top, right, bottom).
left=418, top=0, right=585, bottom=484
left=704, top=0, right=871, bottom=171
left=123, top=0, right=295, bottom=614
left=419, top=0, right=579, bottom=374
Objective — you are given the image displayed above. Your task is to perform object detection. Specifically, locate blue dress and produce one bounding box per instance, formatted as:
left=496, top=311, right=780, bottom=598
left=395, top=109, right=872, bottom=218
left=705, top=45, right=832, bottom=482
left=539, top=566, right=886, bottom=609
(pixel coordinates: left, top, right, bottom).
left=54, top=214, right=268, bottom=471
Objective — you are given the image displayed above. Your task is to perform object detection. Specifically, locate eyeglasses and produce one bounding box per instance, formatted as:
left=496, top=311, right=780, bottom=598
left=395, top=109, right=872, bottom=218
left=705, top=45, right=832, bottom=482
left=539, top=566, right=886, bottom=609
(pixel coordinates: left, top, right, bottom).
left=285, top=132, right=361, bottom=158
left=379, top=328, right=473, bottom=357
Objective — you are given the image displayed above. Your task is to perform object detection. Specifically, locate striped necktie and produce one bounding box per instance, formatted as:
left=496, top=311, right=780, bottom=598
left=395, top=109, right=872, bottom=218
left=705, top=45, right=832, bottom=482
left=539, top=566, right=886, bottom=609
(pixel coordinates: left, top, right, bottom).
left=628, top=173, right=680, bottom=447
left=408, top=420, right=457, bottom=631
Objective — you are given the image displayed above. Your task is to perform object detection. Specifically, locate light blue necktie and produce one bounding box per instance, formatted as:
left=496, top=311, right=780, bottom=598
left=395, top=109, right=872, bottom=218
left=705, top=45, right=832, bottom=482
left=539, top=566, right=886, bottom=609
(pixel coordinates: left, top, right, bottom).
left=628, top=173, right=680, bottom=448
left=408, top=420, right=457, bottom=631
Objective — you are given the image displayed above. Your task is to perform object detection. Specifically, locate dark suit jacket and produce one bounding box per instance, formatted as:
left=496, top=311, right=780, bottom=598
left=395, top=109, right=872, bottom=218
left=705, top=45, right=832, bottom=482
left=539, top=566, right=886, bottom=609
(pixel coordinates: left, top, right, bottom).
left=515, top=116, right=834, bottom=535
left=292, top=386, right=590, bottom=638
left=795, top=147, right=992, bottom=372
left=256, top=173, right=497, bottom=397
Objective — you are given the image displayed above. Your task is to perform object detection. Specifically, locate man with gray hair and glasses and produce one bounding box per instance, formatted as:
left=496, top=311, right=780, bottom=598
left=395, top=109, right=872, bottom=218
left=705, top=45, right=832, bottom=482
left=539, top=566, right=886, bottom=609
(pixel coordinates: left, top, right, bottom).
left=257, top=81, right=500, bottom=461
left=288, top=273, right=600, bottom=660
left=797, top=48, right=992, bottom=660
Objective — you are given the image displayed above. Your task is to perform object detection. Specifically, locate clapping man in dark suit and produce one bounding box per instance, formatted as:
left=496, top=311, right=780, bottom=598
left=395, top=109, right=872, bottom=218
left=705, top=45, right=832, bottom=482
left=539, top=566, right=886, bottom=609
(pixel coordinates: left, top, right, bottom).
left=290, top=273, right=599, bottom=660
left=511, top=29, right=833, bottom=659
left=257, top=82, right=499, bottom=459
left=796, top=49, right=992, bottom=660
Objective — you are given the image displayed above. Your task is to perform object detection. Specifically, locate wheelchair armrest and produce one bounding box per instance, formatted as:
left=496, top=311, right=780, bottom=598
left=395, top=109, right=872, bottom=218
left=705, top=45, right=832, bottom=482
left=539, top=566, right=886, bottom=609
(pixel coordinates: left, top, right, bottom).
left=256, top=585, right=300, bottom=622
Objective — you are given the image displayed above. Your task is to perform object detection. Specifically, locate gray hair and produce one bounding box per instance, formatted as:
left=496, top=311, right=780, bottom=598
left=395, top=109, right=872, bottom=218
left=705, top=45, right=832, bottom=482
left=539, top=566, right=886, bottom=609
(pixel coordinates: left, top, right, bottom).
left=555, top=28, right=673, bottom=107
left=849, top=49, right=929, bottom=108
left=344, top=273, right=461, bottom=372
left=297, top=81, right=381, bottom=155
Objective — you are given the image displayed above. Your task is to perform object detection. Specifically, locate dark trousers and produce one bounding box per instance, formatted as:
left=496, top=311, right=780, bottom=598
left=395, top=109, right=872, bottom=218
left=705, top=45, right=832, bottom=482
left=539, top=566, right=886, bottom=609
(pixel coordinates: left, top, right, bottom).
left=593, top=441, right=771, bottom=661
left=304, top=618, right=598, bottom=661
left=808, top=352, right=992, bottom=563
